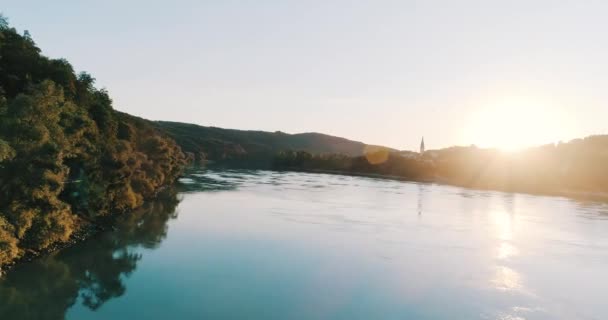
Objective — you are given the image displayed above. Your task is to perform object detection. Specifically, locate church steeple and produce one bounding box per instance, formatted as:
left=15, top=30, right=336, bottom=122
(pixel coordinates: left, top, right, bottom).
left=420, top=137, right=425, bottom=154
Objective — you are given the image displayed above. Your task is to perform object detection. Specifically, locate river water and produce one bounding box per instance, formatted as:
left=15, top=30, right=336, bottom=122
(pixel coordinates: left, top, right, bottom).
left=1, top=168, right=607, bottom=319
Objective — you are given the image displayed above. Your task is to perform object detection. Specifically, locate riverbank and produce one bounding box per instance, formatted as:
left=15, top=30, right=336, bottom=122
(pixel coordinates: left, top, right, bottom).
left=0, top=218, right=99, bottom=276
left=276, top=167, right=433, bottom=183
left=278, top=167, right=608, bottom=203
left=4, top=166, right=607, bottom=276
left=0, top=185, right=180, bottom=276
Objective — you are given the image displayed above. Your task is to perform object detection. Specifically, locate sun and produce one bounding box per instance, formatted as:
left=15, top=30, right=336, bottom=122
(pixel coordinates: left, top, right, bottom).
left=464, top=99, right=572, bottom=152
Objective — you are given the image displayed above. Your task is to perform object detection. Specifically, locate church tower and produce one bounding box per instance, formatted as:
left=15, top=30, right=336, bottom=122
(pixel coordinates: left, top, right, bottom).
left=420, top=137, right=425, bottom=154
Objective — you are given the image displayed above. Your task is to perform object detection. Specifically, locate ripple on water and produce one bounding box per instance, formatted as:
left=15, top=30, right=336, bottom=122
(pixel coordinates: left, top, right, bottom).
left=25, top=168, right=605, bottom=319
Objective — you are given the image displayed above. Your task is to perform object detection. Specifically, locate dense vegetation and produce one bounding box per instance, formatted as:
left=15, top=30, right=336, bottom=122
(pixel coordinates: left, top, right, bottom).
left=156, top=121, right=394, bottom=166
left=0, top=16, right=187, bottom=266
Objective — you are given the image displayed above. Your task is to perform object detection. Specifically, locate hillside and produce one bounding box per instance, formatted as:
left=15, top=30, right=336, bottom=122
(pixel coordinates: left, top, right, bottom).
left=0, top=14, right=401, bottom=266
left=155, top=121, right=395, bottom=163
left=0, top=16, right=187, bottom=266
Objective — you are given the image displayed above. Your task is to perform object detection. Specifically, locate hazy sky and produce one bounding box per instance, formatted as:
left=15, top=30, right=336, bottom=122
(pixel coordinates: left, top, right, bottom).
left=3, top=1, right=607, bottom=150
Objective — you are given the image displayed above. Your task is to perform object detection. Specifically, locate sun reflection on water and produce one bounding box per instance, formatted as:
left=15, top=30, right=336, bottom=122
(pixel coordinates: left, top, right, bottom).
left=492, top=266, right=523, bottom=291
left=497, top=242, right=518, bottom=260
left=492, top=210, right=514, bottom=241
left=490, top=206, right=525, bottom=293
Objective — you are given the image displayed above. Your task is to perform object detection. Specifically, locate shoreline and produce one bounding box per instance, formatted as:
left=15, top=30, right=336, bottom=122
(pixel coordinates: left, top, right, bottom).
left=0, top=185, right=176, bottom=276
left=4, top=167, right=607, bottom=276
left=276, top=167, right=608, bottom=203
left=0, top=218, right=107, bottom=276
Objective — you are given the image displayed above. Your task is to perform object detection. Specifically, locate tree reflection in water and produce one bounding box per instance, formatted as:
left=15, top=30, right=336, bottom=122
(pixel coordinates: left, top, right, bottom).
left=0, top=188, right=181, bottom=320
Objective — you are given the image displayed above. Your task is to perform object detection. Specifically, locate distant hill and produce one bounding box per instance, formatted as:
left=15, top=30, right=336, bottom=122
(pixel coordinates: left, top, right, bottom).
left=155, top=121, right=395, bottom=163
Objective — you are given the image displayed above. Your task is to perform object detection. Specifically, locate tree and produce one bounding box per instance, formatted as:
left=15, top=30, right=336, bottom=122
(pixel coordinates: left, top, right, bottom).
left=0, top=13, right=8, bottom=30
left=0, top=216, right=19, bottom=264
left=0, top=139, right=15, bottom=163
left=23, top=30, right=32, bottom=42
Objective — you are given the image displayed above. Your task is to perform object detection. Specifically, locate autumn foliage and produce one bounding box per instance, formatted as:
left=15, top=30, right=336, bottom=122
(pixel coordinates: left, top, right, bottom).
left=0, top=16, right=186, bottom=265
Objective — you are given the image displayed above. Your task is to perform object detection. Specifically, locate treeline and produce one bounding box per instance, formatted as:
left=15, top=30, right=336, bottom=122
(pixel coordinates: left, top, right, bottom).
left=273, top=149, right=435, bottom=181
left=433, top=138, right=608, bottom=195
left=0, top=16, right=187, bottom=265
left=274, top=138, right=608, bottom=198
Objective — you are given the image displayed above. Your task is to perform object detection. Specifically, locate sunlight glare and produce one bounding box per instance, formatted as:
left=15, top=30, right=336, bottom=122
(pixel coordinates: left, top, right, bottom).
left=465, top=99, right=572, bottom=151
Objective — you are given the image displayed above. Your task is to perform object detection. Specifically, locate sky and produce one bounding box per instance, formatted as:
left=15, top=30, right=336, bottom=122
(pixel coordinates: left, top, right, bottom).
left=2, top=1, right=608, bottom=151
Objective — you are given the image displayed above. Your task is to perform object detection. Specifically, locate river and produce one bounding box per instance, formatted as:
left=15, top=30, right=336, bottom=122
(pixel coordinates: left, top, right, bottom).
left=1, top=168, right=607, bottom=319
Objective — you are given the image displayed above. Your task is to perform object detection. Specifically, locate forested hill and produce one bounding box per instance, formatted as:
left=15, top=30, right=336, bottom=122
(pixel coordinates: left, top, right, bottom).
left=156, top=121, right=395, bottom=163
left=0, top=14, right=395, bottom=267
left=0, top=16, right=187, bottom=266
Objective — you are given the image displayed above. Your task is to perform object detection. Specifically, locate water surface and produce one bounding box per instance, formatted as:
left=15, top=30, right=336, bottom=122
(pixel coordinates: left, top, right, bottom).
left=2, top=168, right=608, bottom=319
